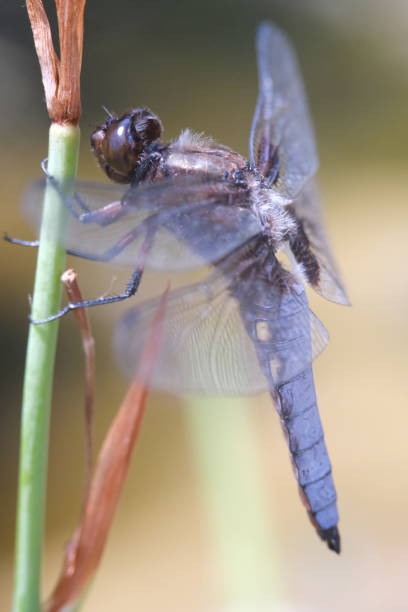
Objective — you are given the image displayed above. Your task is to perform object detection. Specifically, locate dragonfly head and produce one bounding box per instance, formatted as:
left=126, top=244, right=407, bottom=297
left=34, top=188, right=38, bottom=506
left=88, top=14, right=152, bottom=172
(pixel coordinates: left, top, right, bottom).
left=91, top=108, right=163, bottom=183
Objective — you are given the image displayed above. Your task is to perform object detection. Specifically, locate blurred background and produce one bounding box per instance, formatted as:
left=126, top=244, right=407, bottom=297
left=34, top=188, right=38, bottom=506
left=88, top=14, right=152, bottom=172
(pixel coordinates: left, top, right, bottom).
left=1, top=0, right=407, bottom=610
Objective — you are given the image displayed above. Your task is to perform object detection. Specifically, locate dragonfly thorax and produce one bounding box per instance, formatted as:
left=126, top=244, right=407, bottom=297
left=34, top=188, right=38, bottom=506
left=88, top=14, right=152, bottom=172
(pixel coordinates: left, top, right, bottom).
left=157, top=129, right=248, bottom=182
left=251, top=186, right=297, bottom=245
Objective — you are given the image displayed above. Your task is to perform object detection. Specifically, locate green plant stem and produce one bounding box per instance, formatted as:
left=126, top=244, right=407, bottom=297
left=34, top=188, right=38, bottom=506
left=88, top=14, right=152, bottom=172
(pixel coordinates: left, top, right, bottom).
left=13, top=123, right=80, bottom=612
left=186, top=397, right=281, bottom=609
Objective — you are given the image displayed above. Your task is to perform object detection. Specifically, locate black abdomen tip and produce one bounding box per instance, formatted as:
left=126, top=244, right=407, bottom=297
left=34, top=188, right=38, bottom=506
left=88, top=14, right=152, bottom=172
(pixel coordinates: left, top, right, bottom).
left=320, top=526, right=341, bottom=554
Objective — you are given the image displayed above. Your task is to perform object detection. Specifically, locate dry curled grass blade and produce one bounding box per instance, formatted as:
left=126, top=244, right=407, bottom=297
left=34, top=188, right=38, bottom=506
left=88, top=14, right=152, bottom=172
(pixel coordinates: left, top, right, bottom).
left=26, top=0, right=86, bottom=123
left=61, top=269, right=95, bottom=493
left=44, top=289, right=168, bottom=611
left=26, top=0, right=59, bottom=110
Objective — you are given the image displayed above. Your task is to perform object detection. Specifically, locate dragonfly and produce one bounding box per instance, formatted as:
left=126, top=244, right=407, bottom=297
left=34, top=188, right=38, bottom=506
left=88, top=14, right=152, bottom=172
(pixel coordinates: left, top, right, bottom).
left=15, top=22, right=348, bottom=552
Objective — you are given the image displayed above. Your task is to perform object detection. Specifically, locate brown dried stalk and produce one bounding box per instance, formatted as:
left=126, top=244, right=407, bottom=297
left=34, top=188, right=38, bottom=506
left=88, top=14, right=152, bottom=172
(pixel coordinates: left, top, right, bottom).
left=61, top=269, right=96, bottom=492
left=26, top=0, right=86, bottom=123
left=45, top=289, right=168, bottom=611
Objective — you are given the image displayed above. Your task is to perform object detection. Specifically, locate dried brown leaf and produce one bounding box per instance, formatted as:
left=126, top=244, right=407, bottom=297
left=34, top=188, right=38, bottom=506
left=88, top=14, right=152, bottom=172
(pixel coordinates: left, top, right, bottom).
left=45, top=289, right=168, bottom=611
left=26, top=0, right=86, bottom=123
left=54, top=0, right=86, bottom=121
left=61, top=269, right=95, bottom=492
left=26, top=0, right=59, bottom=111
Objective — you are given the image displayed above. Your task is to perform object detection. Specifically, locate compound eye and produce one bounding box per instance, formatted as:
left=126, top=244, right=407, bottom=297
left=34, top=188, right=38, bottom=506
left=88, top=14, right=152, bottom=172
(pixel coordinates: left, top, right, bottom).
left=131, top=109, right=162, bottom=143
left=91, top=115, right=143, bottom=183
left=91, top=108, right=163, bottom=184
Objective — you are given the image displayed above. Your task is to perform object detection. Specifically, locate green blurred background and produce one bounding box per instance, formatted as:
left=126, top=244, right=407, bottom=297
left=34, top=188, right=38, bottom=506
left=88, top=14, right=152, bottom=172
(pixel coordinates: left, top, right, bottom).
left=1, top=0, right=407, bottom=610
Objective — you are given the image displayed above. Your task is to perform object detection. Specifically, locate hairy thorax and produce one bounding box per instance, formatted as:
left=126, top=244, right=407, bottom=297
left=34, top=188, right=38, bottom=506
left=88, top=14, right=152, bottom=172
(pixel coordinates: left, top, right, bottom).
left=157, top=129, right=248, bottom=180
left=155, top=129, right=296, bottom=249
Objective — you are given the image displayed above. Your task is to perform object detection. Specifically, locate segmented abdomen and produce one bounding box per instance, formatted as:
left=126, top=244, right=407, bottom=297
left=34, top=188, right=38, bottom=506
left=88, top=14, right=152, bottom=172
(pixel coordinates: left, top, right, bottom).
left=277, top=368, right=339, bottom=551
left=234, top=274, right=340, bottom=552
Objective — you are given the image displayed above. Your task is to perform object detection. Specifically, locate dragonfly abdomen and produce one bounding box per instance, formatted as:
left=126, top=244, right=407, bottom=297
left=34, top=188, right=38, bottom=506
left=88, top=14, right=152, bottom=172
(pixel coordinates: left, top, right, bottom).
left=237, top=273, right=341, bottom=553
left=277, top=368, right=340, bottom=552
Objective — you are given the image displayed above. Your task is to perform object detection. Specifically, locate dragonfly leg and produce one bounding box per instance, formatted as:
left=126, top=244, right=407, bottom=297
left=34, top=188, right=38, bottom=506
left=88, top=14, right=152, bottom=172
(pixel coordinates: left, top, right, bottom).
left=6, top=208, right=153, bottom=265
left=3, top=222, right=141, bottom=260
left=41, top=158, right=91, bottom=218
left=41, top=158, right=132, bottom=225
left=3, top=231, right=132, bottom=262
left=77, top=199, right=129, bottom=226
left=65, top=217, right=153, bottom=262
left=29, top=224, right=156, bottom=324
left=4, top=233, right=40, bottom=247
left=30, top=267, right=144, bottom=324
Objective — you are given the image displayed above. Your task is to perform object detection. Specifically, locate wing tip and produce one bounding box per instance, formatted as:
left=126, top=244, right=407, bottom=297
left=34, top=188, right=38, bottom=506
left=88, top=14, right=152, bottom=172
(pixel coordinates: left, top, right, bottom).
left=311, top=278, right=351, bottom=307
left=257, top=20, right=283, bottom=37
left=256, top=20, right=292, bottom=49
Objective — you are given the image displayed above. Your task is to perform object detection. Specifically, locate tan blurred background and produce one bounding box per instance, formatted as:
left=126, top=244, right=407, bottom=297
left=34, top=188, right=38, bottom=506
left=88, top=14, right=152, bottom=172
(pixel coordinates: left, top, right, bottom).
left=1, top=1, right=407, bottom=610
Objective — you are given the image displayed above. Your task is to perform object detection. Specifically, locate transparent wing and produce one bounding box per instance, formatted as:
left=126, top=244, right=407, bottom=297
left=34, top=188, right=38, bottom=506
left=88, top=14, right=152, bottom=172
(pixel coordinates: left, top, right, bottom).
left=249, top=22, right=318, bottom=204
left=23, top=177, right=262, bottom=270
left=287, top=179, right=349, bottom=305
left=114, top=260, right=329, bottom=396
